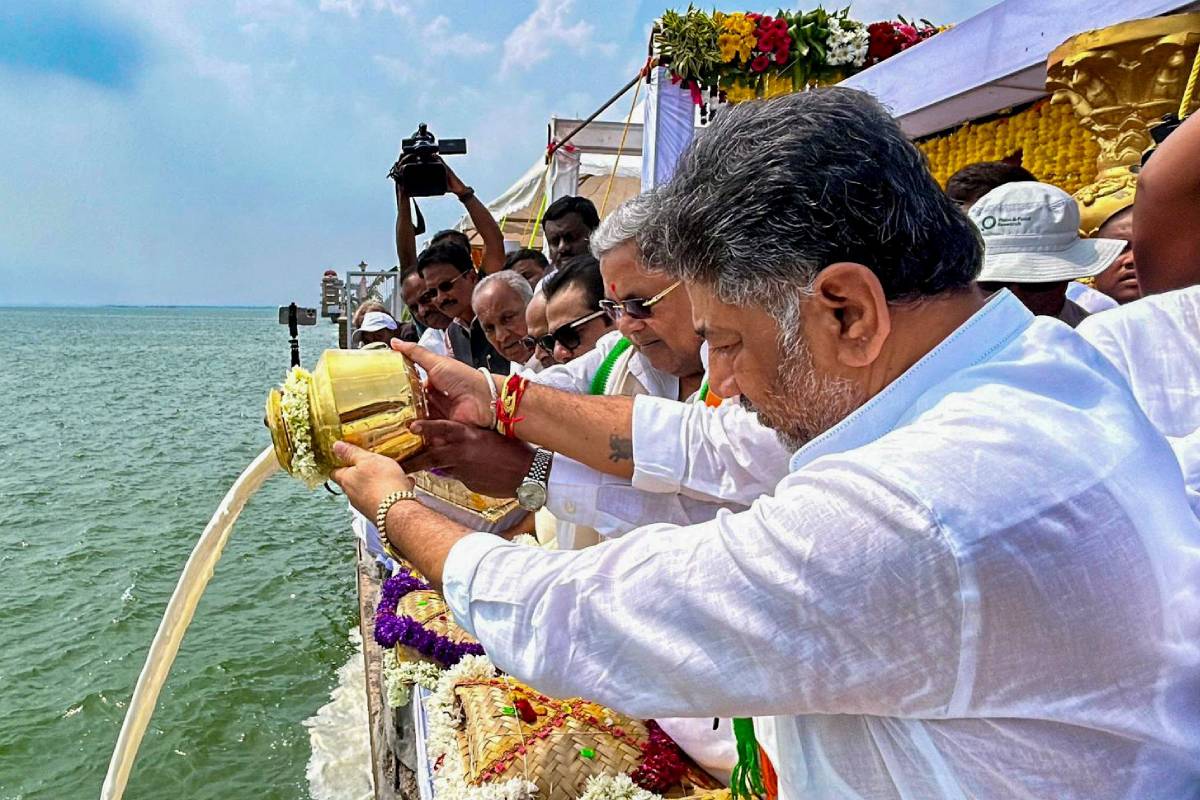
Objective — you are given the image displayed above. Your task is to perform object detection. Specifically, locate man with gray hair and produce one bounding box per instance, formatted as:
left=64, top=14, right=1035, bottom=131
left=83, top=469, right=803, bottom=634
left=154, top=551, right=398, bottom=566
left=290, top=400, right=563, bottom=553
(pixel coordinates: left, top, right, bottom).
left=471, top=270, right=534, bottom=370
left=335, top=89, right=1200, bottom=799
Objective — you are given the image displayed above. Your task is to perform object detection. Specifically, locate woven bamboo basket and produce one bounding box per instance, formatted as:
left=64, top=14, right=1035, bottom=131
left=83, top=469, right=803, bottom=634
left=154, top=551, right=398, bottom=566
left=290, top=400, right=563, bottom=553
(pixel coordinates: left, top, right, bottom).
left=453, top=677, right=720, bottom=800
left=392, top=588, right=480, bottom=665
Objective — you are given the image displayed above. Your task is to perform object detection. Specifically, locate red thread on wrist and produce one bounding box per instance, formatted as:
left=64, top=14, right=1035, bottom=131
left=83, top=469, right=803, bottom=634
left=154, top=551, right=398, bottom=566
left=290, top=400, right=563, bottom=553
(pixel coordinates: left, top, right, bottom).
left=495, top=374, right=529, bottom=438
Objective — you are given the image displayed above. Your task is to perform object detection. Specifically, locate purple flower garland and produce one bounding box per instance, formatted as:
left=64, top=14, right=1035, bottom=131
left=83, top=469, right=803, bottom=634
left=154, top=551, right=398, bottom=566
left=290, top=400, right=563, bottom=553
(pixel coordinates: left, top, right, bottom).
left=373, top=573, right=485, bottom=666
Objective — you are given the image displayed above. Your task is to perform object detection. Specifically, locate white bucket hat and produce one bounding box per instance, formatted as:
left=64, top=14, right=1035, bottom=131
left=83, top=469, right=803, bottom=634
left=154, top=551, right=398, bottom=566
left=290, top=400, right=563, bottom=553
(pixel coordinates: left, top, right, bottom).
left=358, top=311, right=398, bottom=332
left=969, top=182, right=1125, bottom=283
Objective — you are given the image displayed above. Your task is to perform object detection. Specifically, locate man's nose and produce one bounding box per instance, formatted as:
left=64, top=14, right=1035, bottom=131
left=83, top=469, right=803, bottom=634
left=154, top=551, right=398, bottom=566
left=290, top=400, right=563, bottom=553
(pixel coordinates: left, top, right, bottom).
left=617, top=314, right=644, bottom=338
left=708, top=355, right=740, bottom=399
left=553, top=342, right=573, bottom=363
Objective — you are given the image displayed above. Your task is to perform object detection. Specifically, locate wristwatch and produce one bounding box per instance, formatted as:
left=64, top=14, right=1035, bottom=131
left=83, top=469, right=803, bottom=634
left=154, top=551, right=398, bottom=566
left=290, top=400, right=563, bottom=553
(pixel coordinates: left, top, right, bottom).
left=516, top=448, right=553, bottom=511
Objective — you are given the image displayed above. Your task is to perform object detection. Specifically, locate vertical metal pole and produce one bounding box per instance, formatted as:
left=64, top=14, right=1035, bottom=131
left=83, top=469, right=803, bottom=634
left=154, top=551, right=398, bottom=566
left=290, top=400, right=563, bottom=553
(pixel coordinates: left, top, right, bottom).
left=288, top=302, right=300, bottom=367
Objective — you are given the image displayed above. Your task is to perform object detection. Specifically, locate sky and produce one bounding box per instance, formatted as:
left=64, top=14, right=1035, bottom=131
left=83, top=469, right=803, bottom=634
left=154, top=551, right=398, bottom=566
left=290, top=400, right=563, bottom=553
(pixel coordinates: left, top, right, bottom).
left=0, top=0, right=996, bottom=306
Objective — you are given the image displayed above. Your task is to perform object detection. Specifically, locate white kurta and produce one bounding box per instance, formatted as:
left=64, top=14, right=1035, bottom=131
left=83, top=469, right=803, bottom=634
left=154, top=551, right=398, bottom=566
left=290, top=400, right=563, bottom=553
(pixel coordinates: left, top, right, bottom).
left=1078, top=286, right=1200, bottom=513
left=1066, top=280, right=1119, bottom=314
left=533, top=331, right=746, bottom=541
left=442, top=291, right=1200, bottom=799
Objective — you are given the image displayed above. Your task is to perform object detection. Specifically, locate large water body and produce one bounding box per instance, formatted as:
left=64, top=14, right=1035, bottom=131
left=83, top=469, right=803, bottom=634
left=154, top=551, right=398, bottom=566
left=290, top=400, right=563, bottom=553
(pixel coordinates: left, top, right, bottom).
left=0, top=307, right=369, bottom=799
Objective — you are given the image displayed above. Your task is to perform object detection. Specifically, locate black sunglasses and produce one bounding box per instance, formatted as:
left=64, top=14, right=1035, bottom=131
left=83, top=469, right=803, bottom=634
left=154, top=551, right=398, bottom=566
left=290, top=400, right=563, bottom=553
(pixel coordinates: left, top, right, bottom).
left=534, top=308, right=608, bottom=353
left=597, top=281, right=681, bottom=321
left=418, top=268, right=473, bottom=304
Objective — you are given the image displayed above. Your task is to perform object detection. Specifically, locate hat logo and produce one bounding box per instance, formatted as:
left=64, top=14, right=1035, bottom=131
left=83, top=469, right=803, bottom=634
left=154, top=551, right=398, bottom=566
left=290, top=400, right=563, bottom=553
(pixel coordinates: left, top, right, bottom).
left=981, top=215, right=997, bottom=231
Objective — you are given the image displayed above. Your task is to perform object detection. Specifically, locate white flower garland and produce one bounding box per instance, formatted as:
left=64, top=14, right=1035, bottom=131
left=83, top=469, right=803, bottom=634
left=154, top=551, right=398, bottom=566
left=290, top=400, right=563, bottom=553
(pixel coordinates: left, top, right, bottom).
left=578, top=774, right=660, bottom=800
left=381, top=650, right=442, bottom=708
left=424, top=654, right=538, bottom=800
left=280, top=366, right=323, bottom=488
left=511, top=533, right=539, bottom=548
left=826, top=20, right=869, bottom=67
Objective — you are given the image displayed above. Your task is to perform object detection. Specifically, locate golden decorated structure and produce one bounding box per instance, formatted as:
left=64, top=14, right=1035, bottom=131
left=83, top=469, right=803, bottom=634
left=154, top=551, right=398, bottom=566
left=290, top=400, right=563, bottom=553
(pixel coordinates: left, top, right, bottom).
left=920, top=13, right=1200, bottom=234
left=919, top=100, right=1099, bottom=194
left=1048, top=14, right=1200, bottom=233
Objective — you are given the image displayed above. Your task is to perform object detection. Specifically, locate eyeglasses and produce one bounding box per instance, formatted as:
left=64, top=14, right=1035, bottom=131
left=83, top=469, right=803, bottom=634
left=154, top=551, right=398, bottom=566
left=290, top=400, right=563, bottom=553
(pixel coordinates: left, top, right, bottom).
left=418, top=269, right=473, bottom=304
left=598, top=281, right=681, bottom=321
left=534, top=308, right=608, bottom=353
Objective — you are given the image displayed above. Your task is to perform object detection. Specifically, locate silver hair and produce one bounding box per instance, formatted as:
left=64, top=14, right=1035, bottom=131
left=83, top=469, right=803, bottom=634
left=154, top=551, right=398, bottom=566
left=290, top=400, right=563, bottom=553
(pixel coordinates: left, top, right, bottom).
left=473, top=270, right=534, bottom=306
left=589, top=192, right=657, bottom=260
left=639, top=87, right=982, bottom=323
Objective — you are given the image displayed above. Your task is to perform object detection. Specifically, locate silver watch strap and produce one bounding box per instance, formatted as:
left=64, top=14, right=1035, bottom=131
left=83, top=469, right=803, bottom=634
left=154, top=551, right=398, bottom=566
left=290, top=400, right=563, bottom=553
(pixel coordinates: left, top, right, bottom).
left=526, top=447, right=553, bottom=484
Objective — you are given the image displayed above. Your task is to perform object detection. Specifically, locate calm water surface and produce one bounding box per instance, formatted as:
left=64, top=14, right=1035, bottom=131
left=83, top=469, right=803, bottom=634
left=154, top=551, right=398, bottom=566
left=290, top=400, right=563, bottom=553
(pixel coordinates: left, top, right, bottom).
left=0, top=307, right=360, bottom=799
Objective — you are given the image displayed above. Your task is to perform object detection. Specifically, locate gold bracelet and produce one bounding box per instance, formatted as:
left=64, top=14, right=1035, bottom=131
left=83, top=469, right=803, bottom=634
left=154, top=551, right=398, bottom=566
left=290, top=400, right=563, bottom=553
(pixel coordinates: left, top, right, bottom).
left=376, top=489, right=417, bottom=550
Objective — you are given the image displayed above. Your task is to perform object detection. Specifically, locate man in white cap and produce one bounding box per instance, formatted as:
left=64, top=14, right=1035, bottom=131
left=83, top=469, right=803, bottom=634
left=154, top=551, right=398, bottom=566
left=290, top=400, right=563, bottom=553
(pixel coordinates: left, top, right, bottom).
left=353, top=308, right=400, bottom=349
left=970, top=182, right=1125, bottom=327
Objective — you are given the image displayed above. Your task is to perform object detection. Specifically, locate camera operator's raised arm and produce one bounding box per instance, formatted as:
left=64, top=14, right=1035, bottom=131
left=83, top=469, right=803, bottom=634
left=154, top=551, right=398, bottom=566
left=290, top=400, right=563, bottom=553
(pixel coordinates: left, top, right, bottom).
left=394, top=178, right=418, bottom=271
left=445, top=162, right=505, bottom=275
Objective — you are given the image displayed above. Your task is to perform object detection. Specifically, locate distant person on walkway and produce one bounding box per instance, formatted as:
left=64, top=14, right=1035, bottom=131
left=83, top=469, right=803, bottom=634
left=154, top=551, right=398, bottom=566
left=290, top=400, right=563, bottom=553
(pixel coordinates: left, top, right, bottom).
left=542, top=196, right=600, bottom=268
left=472, top=271, right=534, bottom=369
left=971, top=182, right=1124, bottom=327
left=504, top=247, right=550, bottom=288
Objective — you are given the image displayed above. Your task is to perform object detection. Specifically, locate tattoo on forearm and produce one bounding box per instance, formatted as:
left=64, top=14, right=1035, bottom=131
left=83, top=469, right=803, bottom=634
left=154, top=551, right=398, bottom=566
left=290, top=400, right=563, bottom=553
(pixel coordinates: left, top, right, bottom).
left=608, top=434, right=633, bottom=463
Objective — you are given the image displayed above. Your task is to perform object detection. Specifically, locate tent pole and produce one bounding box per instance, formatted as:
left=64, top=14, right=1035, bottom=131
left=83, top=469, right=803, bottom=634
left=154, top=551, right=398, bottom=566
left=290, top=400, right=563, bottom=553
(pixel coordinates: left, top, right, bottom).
left=546, top=69, right=644, bottom=162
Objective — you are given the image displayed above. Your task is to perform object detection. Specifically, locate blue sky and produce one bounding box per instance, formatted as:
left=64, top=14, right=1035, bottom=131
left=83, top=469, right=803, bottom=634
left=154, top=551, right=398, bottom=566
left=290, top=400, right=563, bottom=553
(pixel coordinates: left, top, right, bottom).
left=0, top=0, right=995, bottom=306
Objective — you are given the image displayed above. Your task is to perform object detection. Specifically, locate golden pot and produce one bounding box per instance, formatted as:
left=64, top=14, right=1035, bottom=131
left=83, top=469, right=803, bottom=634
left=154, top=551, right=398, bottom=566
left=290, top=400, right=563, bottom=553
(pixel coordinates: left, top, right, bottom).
left=266, top=348, right=427, bottom=482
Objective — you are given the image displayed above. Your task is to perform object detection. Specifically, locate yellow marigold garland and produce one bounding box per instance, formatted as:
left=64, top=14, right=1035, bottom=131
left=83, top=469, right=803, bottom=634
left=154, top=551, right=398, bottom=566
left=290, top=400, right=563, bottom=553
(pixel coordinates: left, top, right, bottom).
left=919, top=100, right=1099, bottom=194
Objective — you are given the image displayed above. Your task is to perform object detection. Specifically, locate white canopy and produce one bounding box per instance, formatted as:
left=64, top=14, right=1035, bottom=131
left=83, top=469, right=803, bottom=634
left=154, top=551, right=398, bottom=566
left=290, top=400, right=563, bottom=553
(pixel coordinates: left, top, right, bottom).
left=841, top=0, right=1200, bottom=137
left=460, top=115, right=646, bottom=249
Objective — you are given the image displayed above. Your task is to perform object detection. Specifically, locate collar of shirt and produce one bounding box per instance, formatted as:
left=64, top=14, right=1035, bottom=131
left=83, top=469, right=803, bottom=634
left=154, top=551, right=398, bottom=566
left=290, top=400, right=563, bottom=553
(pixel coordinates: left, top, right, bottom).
left=790, top=290, right=1032, bottom=472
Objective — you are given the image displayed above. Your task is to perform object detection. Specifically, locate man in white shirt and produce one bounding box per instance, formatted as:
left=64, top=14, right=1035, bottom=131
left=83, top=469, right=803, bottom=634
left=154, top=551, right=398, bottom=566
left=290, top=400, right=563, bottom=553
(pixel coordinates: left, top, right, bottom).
left=405, top=194, right=788, bottom=542
left=1077, top=110, right=1200, bottom=514
left=335, top=89, right=1200, bottom=799
left=471, top=271, right=535, bottom=370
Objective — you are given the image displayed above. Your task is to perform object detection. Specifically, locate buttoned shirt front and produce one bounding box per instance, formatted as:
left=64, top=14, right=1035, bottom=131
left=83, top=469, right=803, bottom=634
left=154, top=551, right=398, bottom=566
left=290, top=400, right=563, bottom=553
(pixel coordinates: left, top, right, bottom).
left=442, top=291, right=1200, bottom=799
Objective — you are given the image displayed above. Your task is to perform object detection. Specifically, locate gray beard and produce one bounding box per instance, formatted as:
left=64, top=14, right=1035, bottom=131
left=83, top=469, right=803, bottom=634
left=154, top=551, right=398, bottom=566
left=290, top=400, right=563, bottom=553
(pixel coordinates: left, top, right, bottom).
left=755, top=335, right=864, bottom=452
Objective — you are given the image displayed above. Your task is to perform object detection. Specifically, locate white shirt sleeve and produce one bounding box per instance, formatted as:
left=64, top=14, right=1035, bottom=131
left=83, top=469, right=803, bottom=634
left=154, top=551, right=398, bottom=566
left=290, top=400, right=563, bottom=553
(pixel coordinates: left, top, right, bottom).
left=545, top=454, right=741, bottom=538
left=631, top=395, right=793, bottom=505
left=530, top=330, right=622, bottom=393
left=442, top=460, right=961, bottom=720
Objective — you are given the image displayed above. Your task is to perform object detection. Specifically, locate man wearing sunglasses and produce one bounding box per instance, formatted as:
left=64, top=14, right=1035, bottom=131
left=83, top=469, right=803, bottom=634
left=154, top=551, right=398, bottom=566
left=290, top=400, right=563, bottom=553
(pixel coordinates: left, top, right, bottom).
left=523, top=289, right=556, bottom=371
left=541, top=255, right=614, bottom=364
left=417, top=242, right=509, bottom=373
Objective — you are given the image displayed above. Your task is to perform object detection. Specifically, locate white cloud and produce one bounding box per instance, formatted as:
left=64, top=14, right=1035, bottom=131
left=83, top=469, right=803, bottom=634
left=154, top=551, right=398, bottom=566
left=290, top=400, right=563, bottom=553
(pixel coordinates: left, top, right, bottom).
left=501, top=0, right=597, bottom=75
left=318, top=0, right=413, bottom=18
left=373, top=53, right=417, bottom=83
left=420, top=15, right=494, bottom=57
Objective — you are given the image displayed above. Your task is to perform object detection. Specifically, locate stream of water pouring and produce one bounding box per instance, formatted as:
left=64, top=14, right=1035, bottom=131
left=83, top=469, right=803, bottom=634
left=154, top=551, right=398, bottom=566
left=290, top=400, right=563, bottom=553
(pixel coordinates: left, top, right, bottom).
left=101, top=446, right=281, bottom=800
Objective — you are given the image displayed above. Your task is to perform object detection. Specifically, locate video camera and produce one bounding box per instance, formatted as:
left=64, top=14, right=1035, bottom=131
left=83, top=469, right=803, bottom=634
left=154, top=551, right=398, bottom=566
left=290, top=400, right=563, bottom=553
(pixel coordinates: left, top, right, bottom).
left=388, top=123, right=467, bottom=197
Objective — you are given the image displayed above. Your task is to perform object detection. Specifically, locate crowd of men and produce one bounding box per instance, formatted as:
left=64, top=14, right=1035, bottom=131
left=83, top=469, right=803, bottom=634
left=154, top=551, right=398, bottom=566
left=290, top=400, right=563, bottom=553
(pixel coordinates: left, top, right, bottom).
left=337, top=88, right=1200, bottom=798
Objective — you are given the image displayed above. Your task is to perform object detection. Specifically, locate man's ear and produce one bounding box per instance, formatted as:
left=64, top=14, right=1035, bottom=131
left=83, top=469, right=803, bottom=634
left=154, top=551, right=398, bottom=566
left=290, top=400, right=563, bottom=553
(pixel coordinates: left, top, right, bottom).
left=807, top=263, right=891, bottom=369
